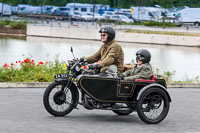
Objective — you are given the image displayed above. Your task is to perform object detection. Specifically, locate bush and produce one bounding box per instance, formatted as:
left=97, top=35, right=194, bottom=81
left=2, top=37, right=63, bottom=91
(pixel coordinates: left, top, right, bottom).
left=0, top=20, right=11, bottom=28
left=9, top=22, right=27, bottom=30
left=143, top=21, right=176, bottom=27
left=0, top=58, right=66, bottom=82
left=0, top=21, right=6, bottom=28
left=97, top=19, right=116, bottom=24
left=3, top=19, right=11, bottom=25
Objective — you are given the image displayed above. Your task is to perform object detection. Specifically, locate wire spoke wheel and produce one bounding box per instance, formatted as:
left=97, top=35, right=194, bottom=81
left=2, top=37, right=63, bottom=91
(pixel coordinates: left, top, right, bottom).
left=49, top=85, right=72, bottom=112
left=43, top=81, right=78, bottom=116
left=137, top=87, right=170, bottom=124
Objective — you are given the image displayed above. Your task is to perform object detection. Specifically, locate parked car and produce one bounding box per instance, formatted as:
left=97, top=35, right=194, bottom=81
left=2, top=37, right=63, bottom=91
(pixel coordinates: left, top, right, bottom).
left=17, top=5, right=41, bottom=15
left=115, top=12, right=136, bottom=22
left=43, top=6, right=54, bottom=15
left=71, top=12, right=93, bottom=21
left=53, top=7, right=70, bottom=16
left=110, top=15, right=134, bottom=23
left=86, top=12, right=104, bottom=21
left=81, top=12, right=94, bottom=21
left=11, top=6, right=18, bottom=15
left=102, top=11, right=116, bottom=19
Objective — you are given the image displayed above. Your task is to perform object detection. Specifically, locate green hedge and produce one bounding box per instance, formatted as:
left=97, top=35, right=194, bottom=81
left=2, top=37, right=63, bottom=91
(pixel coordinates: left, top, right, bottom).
left=0, top=22, right=6, bottom=28
left=0, top=20, right=27, bottom=30
left=0, top=20, right=12, bottom=28
left=143, top=21, right=176, bottom=27
left=97, top=19, right=116, bottom=23
left=0, top=57, right=66, bottom=82
left=9, top=22, right=27, bottom=30
left=97, top=19, right=177, bottom=27
left=3, top=19, right=11, bottom=25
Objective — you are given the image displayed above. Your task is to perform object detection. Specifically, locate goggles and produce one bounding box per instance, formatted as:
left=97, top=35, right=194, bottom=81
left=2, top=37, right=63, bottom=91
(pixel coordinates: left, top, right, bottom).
left=99, top=28, right=108, bottom=33
left=136, top=55, right=145, bottom=61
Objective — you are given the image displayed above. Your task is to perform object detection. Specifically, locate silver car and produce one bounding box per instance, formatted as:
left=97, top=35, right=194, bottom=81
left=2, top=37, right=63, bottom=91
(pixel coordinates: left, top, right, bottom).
left=110, top=15, right=134, bottom=23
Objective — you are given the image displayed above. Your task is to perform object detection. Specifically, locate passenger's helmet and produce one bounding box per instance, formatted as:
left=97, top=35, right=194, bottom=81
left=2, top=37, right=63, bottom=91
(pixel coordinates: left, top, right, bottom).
left=99, top=26, right=115, bottom=42
left=136, top=49, right=151, bottom=63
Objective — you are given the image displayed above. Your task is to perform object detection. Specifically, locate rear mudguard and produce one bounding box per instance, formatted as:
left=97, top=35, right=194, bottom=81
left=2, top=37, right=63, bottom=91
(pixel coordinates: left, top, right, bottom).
left=55, top=79, right=79, bottom=107
left=136, top=83, right=172, bottom=102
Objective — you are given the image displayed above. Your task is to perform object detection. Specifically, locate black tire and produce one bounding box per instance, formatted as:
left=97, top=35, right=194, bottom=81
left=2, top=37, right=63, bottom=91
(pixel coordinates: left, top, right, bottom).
left=43, top=81, right=78, bottom=116
left=137, top=87, right=170, bottom=124
left=112, top=110, right=134, bottom=115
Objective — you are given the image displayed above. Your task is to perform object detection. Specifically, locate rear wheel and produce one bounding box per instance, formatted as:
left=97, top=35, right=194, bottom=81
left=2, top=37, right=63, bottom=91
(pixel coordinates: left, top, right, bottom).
left=43, top=81, right=78, bottom=116
left=137, top=87, right=170, bottom=124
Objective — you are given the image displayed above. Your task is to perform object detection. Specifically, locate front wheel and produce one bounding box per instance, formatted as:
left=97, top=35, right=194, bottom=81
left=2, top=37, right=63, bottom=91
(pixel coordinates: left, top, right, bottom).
left=43, top=81, right=78, bottom=116
left=137, top=87, right=170, bottom=124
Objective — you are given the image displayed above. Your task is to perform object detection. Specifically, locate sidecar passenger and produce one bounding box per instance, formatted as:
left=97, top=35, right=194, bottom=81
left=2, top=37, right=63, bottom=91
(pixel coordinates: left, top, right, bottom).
left=121, top=49, right=153, bottom=81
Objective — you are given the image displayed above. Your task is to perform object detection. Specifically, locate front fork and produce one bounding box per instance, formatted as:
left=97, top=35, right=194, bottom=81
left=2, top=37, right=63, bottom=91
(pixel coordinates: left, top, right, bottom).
left=57, top=77, right=79, bottom=109
left=60, top=76, right=73, bottom=91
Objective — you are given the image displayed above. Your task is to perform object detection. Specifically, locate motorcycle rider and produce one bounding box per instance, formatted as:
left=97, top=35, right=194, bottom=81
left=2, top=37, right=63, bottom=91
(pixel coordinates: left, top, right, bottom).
left=82, top=26, right=124, bottom=74
left=121, top=49, right=153, bottom=81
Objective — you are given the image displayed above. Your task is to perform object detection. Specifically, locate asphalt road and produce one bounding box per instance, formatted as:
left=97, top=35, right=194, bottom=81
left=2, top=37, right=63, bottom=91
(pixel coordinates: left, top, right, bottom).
left=0, top=88, right=200, bottom=133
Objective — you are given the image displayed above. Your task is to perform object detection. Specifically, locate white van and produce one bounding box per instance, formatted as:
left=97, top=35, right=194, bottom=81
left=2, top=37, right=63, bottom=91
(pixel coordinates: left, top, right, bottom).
left=130, top=7, right=164, bottom=21
left=0, top=3, right=12, bottom=16
left=177, top=8, right=200, bottom=26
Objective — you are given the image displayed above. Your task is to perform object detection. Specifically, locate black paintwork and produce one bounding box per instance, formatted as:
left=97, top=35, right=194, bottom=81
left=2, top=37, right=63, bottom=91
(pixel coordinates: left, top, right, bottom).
left=77, top=74, right=167, bottom=103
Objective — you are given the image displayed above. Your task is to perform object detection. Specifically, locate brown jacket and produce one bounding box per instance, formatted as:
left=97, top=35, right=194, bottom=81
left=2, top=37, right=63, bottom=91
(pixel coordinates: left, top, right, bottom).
left=85, top=40, right=124, bottom=74
left=122, top=63, right=153, bottom=81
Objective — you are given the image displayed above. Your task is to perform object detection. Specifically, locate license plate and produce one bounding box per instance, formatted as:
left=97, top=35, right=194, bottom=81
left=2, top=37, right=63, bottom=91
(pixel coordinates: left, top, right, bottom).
left=54, top=73, right=68, bottom=79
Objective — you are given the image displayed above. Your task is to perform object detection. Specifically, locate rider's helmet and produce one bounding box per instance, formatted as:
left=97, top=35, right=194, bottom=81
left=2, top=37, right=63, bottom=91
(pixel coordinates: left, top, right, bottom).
left=136, top=49, right=151, bottom=64
left=99, top=26, right=115, bottom=42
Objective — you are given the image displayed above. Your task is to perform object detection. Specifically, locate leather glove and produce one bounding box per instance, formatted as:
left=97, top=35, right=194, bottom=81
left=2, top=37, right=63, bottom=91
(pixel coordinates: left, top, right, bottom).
left=118, top=74, right=124, bottom=80
left=79, top=57, right=85, bottom=62
left=88, top=64, right=101, bottom=70
left=80, top=58, right=88, bottom=65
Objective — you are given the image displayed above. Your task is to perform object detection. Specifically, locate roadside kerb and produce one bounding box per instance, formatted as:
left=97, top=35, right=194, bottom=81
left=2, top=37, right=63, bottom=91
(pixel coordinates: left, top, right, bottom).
left=0, top=82, right=200, bottom=88
left=0, top=82, right=50, bottom=88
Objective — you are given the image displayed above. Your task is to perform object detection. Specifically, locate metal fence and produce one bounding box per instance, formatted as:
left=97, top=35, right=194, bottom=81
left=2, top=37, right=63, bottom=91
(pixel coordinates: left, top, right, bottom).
left=1, top=15, right=135, bottom=30
left=1, top=15, right=200, bottom=32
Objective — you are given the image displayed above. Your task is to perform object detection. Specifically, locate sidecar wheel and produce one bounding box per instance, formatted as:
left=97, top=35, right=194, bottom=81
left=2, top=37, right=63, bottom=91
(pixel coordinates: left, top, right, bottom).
left=112, top=110, right=133, bottom=115
left=43, top=81, right=78, bottom=116
left=137, top=87, right=170, bottom=124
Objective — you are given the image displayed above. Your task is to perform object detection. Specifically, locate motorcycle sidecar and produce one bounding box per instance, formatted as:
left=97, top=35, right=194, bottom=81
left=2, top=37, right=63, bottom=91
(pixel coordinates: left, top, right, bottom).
left=77, top=74, right=171, bottom=124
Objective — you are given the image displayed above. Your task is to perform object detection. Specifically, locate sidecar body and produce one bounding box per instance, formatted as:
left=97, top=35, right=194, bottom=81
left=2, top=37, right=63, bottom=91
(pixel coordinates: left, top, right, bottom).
left=77, top=74, right=171, bottom=103
left=76, top=74, right=171, bottom=124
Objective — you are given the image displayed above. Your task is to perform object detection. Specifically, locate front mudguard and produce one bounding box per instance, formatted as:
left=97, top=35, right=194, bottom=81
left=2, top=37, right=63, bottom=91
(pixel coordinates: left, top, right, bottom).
left=136, top=83, right=172, bottom=102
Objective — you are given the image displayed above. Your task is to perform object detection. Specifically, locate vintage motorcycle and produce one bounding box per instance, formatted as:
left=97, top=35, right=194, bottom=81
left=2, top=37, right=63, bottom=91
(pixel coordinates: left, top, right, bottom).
left=43, top=48, right=171, bottom=124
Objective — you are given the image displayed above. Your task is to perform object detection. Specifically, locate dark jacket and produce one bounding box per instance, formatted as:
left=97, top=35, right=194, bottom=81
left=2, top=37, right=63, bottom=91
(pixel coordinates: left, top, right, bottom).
left=85, top=40, right=124, bottom=74
left=122, top=63, right=153, bottom=81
